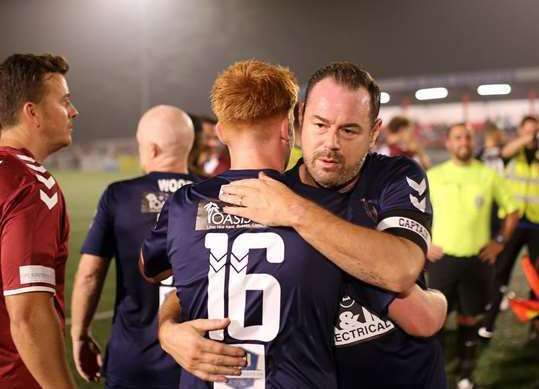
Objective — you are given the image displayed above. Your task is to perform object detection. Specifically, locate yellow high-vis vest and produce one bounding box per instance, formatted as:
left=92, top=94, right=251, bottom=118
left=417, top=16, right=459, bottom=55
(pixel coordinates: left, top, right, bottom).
left=504, top=148, right=539, bottom=223
left=428, top=160, right=517, bottom=257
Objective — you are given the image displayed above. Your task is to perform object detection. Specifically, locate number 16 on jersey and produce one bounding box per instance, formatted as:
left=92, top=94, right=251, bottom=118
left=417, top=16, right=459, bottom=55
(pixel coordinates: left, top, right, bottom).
left=205, top=232, right=285, bottom=342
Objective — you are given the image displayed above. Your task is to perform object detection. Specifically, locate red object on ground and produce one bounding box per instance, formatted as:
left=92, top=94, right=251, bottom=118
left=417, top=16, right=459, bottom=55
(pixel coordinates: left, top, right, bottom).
left=508, top=256, right=539, bottom=322
left=522, top=256, right=539, bottom=298
left=509, top=298, right=539, bottom=322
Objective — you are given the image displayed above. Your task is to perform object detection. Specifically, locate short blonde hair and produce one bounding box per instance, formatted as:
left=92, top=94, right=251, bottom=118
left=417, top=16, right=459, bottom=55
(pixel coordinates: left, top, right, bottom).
left=211, top=59, right=298, bottom=125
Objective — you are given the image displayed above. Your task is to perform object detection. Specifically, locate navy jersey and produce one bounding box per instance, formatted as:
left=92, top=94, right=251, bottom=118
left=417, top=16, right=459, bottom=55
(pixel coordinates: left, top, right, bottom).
left=81, top=172, right=196, bottom=388
left=335, top=153, right=446, bottom=389
left=143, top=169, right=384, bottom=389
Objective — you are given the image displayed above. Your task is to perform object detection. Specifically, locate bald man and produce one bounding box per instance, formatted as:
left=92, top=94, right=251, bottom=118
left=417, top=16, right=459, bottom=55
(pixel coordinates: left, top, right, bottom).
left=70, top=105, right=198, bottom=389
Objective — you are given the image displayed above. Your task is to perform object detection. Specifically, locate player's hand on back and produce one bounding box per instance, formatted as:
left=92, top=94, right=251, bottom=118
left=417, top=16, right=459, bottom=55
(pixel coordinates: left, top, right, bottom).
left=427, top=245, right=444, bottom=262
left=219, top=172, right=302, bottom=227
left=158, top=318, right=247, bottom=383
left=72, top=335, right=103, bottom=383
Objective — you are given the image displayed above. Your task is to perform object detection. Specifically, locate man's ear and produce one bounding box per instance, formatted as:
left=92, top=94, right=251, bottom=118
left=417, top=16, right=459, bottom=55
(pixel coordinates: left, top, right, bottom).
left=369, top=118, right=383, bottom=148
left=21, top=102, right=40, bottom=128
left=280, top=116, right=293, bottom=145
left=150, top=142, right=160, bottom=159
left=298, top=102, right=304, bottom=127
left=215, top=122, right=226, bottom=144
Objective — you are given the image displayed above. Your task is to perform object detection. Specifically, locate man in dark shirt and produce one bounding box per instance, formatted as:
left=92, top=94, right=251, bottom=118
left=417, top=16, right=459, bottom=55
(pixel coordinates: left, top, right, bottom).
left=70, top=105, right=197, bottom=388
left=143, top=60, right=364, bottom=388
left=155, top=63, right=447, bottom=388
left=219, top=62, right=446, bottom=389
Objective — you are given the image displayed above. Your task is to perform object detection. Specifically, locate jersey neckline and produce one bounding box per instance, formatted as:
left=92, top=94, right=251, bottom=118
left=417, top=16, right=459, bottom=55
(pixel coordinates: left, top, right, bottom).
left=0, top=146, right=35, bottom=159
left=218, top=168, right=282, bottom=181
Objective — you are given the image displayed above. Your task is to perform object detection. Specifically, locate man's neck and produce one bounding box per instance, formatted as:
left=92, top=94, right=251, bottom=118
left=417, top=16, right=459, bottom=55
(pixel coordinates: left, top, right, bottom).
left=0, top=128, right=49, bottom=163
left=451, top=157, right=472, bottom=166
left=146, top=159, right=189, bottom=174
left=228, top=143, right=285, bottom=172
left=229, top=154, right=283, bottom=171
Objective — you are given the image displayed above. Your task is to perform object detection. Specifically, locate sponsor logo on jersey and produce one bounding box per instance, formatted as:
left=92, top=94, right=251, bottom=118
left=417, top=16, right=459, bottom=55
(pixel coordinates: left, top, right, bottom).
left=334, top=295, right=395, bottom=347
left=157, top=178, right=192, bottom=193
left=141, top=192, right=169, bottom=213
left=19, top=265, right=56, bottom=285
left=196, top=201, right=264, bottom=230
left=142, top=178, right=192, bottom=213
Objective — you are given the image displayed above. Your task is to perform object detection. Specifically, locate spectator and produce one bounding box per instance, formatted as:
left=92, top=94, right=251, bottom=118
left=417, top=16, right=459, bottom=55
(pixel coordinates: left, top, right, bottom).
left=378, top=115, right=431, bottom=169
left=480, top=115, right=539, bottom=341
left=427, top=123, right=519, bottom=389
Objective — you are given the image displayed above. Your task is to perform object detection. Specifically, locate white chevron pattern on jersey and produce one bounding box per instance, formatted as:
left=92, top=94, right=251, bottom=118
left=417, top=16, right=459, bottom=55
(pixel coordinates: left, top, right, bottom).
left=409, top=194, right=426, bottom=212
left=39, top=190, right=58, bottom=210
left=406, top=176, right=426, bottom=196
left=407, top=176, right=427, bottom=212
left=26, top=163, right=47, bottom=173
left=16, top=154, right=36, bottom=163
left=13, top=154, right=58, bottom=210
left=35, top=173, right=56, bottom=190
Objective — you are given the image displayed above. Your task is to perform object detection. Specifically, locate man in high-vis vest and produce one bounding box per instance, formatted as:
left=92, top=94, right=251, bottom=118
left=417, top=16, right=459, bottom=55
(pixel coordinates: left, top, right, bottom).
left=427, top=123, right=519, bottom=389
left=479, top=115, right=539, bottom=342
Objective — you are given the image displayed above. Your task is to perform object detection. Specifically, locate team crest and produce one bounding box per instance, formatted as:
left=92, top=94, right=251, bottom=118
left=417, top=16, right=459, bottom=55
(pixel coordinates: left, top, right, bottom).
left=475, top=195, right=485, bottom=209
left=360, top=198, right=379, bottom=223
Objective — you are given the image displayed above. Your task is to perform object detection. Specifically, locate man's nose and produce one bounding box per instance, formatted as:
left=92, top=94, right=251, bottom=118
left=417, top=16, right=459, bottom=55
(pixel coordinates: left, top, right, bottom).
left=323, top=127, right=340, bottom=150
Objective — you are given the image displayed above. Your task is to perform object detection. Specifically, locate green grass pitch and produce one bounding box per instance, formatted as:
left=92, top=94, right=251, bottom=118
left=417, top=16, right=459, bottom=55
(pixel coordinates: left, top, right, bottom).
left=54, top=170, right=538, bottom=388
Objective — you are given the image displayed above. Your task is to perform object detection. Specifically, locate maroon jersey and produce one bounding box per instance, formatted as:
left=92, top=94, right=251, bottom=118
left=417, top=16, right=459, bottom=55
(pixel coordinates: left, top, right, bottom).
left=0, top=147, right=69, bottom=388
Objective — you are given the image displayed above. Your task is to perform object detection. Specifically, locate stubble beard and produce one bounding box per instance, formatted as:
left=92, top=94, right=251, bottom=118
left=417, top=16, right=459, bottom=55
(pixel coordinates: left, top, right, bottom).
left=455, top=147, right=472, bottom=163
left=306, top=150, right=368, bottom=189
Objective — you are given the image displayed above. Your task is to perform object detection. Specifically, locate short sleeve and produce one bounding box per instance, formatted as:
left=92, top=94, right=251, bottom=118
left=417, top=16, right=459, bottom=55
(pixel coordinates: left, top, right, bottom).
left=345, top=277, right=396, bottom=318
left=141, top=198, right=171, bottom=278
left=1, top=183, right=61, bottom=296
left=492, top=171, right=518, bottom=216
left=377, top=159, right=433, bottom=254
left=80, top=186, right=115, bottom=259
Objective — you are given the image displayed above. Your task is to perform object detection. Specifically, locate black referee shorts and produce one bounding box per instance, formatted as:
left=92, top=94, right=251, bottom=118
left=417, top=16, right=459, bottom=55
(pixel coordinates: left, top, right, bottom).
left=427, top=254, right=494, bottom=316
